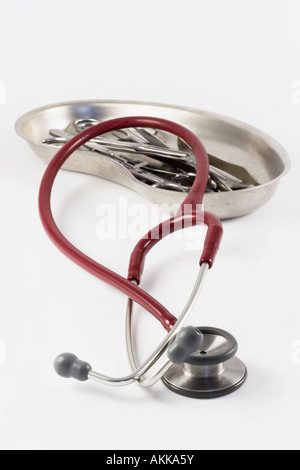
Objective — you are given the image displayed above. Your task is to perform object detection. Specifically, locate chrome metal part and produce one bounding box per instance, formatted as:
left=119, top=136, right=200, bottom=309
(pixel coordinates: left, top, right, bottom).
left=84, top=264, right=209, bottom=387
left=162, top=327, right=247, bottom=398
left=125, top=265, right=209, bottom=388
left=15, top=100, right=290, bottom=218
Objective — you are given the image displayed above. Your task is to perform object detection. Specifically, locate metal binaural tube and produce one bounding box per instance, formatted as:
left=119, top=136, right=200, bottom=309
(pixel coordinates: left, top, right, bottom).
left=125, top=263, right=209, bottom=388
left=85, top=263, right=209, bottom=387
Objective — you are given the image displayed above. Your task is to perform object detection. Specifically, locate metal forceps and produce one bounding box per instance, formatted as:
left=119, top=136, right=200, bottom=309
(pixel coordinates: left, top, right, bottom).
left=42, top=118, right=259, bottom=194
left=73, top=118, right=194, bottom=160
left=73, top=119, right=259, bottom=192
left=44, top=128, right=195, bottom=192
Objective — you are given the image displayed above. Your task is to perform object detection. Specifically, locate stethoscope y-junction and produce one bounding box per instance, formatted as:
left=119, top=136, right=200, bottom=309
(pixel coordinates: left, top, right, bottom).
left=38, top=115, right=247, bottom=398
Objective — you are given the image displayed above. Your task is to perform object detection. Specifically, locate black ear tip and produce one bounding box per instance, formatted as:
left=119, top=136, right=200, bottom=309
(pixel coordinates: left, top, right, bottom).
left=167, top=326, right=204, bottom=364
left=54, top=353, right=78, bottom=378
left=54, top=353, right=92, bottom=381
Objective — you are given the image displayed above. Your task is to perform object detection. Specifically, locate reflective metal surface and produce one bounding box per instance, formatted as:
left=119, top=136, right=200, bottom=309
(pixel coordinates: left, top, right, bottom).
left=162, top=356, right=247, bottom=399
left=81, top=264, right=209, bottom=388
left=42, top=119, right=259, bottom=194
left=162, top=328, right=247, bottom=398
left=124, top=264, right=209, bottom=388
left=15, top=99, right=290, bottom=219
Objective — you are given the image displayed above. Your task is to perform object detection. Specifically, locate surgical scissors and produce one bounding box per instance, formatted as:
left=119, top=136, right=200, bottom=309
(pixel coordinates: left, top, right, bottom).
left=42, top=118, right=259, bottom=193
left=44, top=128, right=195, bottom=192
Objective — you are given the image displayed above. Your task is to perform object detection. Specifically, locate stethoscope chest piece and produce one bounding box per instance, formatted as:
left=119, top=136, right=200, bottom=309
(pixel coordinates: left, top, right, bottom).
left=162, top=327, right=247, bottom=399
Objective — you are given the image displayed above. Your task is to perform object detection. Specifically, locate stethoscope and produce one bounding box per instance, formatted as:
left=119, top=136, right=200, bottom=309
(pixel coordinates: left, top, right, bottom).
left=39, top=116, right=247, bottom=398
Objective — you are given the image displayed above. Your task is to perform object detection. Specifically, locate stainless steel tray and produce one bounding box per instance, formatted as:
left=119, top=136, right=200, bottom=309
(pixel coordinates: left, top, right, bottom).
left=15, top=100, right=290, bottom=219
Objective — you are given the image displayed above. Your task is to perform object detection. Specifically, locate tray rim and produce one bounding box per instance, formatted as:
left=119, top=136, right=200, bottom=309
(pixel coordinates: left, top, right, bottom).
left=15, top=98, right=291, bottom=189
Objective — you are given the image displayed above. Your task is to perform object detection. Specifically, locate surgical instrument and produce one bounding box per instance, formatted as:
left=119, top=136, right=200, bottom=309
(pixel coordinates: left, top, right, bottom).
left=42, top=118, right=259, bottom=194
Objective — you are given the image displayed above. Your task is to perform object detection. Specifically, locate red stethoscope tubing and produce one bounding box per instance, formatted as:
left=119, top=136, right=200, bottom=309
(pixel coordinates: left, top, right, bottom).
left=38, top=116, right=223, bottom=332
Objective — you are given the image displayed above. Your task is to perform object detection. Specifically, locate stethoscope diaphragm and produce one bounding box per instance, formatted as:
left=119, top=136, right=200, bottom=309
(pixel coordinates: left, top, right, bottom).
left=162, top=327, right=247, bottom=398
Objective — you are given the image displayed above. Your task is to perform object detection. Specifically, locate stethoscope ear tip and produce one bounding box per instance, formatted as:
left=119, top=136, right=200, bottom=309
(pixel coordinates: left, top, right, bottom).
left=54, top=353, right=92, bottom=382
left=162, top=327, right=247, bottom=399
left=167, top=326, right=204, bottom=364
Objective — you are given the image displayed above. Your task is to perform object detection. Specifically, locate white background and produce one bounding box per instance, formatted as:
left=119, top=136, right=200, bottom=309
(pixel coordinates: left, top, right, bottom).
left=0, top=0, right=299, bottom=451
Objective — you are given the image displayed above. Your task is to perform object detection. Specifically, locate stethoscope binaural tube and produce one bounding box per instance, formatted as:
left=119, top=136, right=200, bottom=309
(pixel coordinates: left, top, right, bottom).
left=38, top=116, right=223, bottom=387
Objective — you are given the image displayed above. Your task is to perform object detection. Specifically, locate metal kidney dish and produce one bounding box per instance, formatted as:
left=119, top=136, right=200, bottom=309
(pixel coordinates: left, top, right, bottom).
left=15, top=100, right=290, bottom=219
